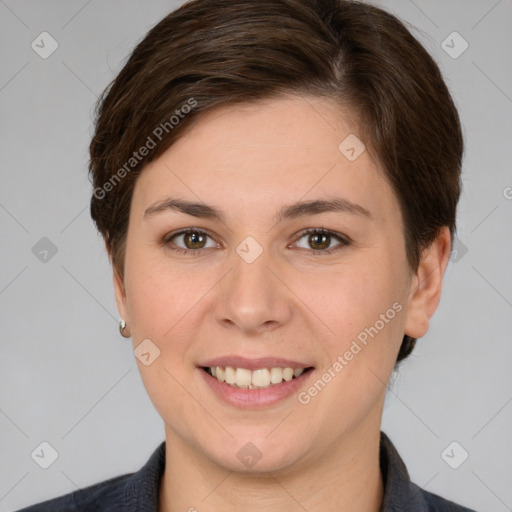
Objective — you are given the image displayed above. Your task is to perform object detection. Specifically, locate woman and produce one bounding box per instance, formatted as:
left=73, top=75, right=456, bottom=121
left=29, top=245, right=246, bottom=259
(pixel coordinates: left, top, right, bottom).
left=17, top=0, right=477, bottom=510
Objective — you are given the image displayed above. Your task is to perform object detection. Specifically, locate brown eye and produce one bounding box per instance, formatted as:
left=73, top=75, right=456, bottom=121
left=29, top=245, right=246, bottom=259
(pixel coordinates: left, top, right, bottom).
left=294, top=228, right=350, bottom=255
left=308, top=232, right=331, bottom=250
left=165, top=229, right=218, bottom=254
left=182, top=231, right=207, bottom=249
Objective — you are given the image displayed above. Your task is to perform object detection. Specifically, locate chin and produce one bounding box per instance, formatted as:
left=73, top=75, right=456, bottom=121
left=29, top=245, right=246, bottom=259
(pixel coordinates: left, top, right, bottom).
left=204, top=433, right=309, bottom=474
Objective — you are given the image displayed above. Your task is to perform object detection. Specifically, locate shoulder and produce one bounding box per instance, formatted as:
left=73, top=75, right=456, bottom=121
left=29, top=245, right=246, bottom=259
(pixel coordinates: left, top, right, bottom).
left=379, top=431, right=478, bottom=512
left=13, top=473, right=133, bottom=512
left=413, top=483, right=478, bottom=512
left=14, top=441, right=166, bottom=512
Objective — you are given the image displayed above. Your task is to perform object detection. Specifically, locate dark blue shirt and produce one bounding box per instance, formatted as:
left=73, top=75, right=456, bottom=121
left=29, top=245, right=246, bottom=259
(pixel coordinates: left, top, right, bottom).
left=15, top=431, right=477, bottom=511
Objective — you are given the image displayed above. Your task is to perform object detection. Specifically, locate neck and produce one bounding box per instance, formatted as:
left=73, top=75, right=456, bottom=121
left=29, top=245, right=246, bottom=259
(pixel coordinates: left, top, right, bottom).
left=158, top=421, right=384, bottom=512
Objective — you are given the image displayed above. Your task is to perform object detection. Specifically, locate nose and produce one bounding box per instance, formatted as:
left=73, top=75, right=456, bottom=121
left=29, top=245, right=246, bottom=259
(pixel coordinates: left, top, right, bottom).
left=214, top=243, right=293, bottom=335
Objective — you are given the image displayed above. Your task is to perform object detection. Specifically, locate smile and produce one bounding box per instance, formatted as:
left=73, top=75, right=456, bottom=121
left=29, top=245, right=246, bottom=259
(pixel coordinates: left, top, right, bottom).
left=203, top=366, right=313, bottom=389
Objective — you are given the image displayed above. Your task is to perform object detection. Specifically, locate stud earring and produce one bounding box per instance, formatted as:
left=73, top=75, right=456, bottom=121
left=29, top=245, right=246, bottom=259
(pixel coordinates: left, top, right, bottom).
left=119, top=319, right=130, bottom=338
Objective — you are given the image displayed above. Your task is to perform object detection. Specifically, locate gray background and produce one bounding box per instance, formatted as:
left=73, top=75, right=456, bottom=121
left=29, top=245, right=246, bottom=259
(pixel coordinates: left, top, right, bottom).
left=1, top=1, right=511, bottom=511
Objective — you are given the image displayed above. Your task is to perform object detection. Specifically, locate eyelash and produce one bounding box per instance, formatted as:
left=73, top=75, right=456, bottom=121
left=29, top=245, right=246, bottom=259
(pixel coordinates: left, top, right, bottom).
left=163, top=227, right=351, bottom=256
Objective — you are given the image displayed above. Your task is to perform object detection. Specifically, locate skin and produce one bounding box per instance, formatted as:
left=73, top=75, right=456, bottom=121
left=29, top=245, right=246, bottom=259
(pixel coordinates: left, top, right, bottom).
left=110, top=94, right=451, bottom=512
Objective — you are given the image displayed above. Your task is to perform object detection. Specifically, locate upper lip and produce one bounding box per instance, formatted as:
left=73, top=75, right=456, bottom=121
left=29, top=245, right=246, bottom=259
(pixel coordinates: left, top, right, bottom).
left=199, top=356, right=313, bottom=371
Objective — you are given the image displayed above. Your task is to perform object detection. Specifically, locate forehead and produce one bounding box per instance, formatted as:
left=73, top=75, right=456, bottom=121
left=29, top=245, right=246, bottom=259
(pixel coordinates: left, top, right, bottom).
left=132, top=95, right=396, bottom=224
left=171, top=95, right=365, bottom=167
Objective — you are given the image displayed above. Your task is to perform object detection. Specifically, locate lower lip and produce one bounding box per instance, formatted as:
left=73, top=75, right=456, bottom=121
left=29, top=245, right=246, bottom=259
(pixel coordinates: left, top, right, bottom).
left=198, top=368, right=314, bottom=409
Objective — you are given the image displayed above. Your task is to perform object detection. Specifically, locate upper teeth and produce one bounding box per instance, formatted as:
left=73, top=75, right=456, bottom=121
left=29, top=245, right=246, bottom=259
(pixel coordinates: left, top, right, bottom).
left=210, top=366, right=305, bottom=388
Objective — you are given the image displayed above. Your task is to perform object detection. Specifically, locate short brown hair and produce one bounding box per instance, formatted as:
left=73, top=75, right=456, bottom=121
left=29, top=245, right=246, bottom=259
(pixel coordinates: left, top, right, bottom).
left=89, top=0, right=464, bottom=363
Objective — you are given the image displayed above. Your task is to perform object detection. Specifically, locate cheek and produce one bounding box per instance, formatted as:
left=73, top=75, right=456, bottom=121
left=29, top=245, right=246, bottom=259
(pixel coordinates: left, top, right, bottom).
left=122, top=250, right=204, bottom=419
left=316, top=260, right=403, bottom=337
left=287, top=265, right=406, bottom=448
left=307, top=252, right=408, bottom=402
left=123, top=241, right=193, bottom=340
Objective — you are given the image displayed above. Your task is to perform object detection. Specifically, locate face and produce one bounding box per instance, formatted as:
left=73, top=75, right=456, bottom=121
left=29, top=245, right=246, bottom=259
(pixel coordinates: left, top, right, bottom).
left=113, top=95, right=446, bottom=474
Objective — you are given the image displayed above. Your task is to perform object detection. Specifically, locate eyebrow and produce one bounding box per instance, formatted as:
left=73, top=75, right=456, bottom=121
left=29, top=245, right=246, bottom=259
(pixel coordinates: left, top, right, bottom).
left=143, top=197, right=371, bottom=223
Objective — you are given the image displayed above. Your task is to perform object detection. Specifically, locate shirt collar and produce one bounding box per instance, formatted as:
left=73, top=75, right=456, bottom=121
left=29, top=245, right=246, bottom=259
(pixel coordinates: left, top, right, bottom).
left=122, top=440, right=165, bottom=511
left=121, top=431, right=428, bottom=512
left=379, top=431, right=428, bottom=511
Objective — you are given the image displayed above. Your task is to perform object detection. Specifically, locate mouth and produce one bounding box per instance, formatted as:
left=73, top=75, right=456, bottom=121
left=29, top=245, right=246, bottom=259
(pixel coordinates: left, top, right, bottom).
left=200, top=365, right=315, bottom=389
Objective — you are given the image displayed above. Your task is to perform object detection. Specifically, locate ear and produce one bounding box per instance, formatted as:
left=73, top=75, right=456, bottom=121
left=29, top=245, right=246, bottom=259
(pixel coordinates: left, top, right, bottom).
left=104, top=239, right=130, bottom=326
left=112, top=266, right=129, bottom=324
left=404, top=227, right=452, bottom=339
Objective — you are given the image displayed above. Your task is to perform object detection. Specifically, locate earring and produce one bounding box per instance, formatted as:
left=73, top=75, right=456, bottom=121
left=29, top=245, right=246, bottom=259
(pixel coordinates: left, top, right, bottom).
left=119, top=319, right=130, bottom=338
